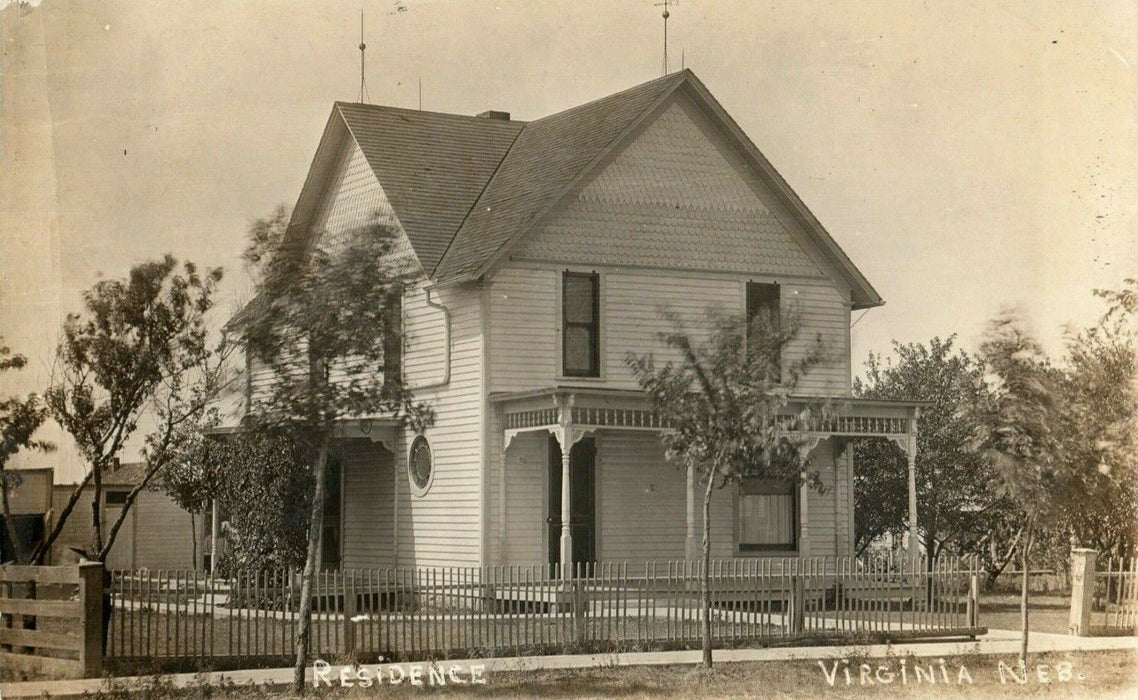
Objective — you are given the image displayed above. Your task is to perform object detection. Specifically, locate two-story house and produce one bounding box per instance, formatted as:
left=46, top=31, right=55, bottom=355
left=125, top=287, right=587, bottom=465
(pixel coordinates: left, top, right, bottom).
left=232, top=70, right=923, bottom=573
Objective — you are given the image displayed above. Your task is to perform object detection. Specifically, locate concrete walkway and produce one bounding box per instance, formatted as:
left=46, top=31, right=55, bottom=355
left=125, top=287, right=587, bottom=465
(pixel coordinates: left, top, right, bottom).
left=3, top=631, right=1136, bottom=698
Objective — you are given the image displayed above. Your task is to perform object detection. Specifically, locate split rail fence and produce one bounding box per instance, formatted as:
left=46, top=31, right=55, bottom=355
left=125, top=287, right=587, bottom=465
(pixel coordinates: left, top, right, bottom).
left=0, top=563, right=102, bottom=679
left=102, top=555, right=982, bottom=672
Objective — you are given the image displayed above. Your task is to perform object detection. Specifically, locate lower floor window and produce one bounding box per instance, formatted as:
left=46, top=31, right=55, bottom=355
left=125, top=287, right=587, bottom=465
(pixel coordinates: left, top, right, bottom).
left=737, top=478, right=797, bottom=552
left=321, top=459, right=342, bottom=569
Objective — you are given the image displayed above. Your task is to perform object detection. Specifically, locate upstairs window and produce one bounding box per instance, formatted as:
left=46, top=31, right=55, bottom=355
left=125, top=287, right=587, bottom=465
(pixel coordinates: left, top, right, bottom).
left=104, top=490, right=129, bottom=507
left=746, top=282, right=781, bottom=381
left=737, top=477, right=797, bottom=552
left=562, top=272, right=600, bottom=377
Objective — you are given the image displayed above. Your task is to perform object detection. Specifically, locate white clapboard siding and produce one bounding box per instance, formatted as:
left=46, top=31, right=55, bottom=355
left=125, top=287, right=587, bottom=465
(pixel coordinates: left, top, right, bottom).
left=490, top=92, right=853, bottom=397
left=489, top=265, right=850, bottom=396
left=487, top=430, right=546, bottom=566
left=515, top=95, right=826, bottom=281
left=597, top=432, right=687, bottom=563
left=392, top=282, right=484, bottom=567
left=311, top=130, right=400, bottom=254
left=130, top=491, right=199, bottom=570
left=487, top=267, right=558, bottom=393
left=341, top=440, right=396, bottom=568
left=248, top=345, right=308, bottom=410
left=487, top=428, right=847, bottom=566
left=805, top=439, right=839, bottom=557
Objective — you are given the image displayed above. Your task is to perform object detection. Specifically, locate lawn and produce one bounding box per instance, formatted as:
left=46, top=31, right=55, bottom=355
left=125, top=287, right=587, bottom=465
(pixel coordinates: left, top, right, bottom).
left=979, top=594, right=1071, bottom=635
left=82, top=650, right=1137, bottom=699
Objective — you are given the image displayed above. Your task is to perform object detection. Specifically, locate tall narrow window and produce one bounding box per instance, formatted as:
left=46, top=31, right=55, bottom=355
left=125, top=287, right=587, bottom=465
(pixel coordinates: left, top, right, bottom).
left=321, top=459, right=342, bottom=570
left=562, top=272, right=600, bottom=377
left=383, top=290, right=402, bottom=388
left=737, top=477, right=797, bottom=552
left=746, top=282, right=781, bottom=381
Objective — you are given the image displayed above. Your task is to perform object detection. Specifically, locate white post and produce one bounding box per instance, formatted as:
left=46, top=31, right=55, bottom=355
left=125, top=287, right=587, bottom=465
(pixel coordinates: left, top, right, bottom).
left=1069, top=548, right=1097, bottom=636
left=907, top=411, right=920, bottom=573
left=799, top=475, right=810, bottom=556
left=554, top=394, right=576, bottom=579
left=685, top=462, right=698, bottom=561
left=210, top=499, right=219, bottom=576
left=559, top=446, right=573, bottom=576
left=498, top=433, right=510, bottom=564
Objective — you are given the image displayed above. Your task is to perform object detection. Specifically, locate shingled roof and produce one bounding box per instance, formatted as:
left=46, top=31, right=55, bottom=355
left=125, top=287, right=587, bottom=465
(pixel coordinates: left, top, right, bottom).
left=335, top=103, right=524, bottom=273
left=431, top=71, right=688, bottom=283
left=273, top=69, right=882, bottom=309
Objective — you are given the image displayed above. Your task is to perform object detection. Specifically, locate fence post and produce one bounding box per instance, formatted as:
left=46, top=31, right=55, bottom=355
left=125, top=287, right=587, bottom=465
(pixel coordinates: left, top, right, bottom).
left=966, top=572, right=980, bottom=628
left=789, top=575, right=805, bottom=636
left=343, top=570, right=357, bottom=660
left=1069, top=548, right=1097, bottom=636
left=572, top=579, right=585, bottom=645
left=77, top=561, right=104, bottom=677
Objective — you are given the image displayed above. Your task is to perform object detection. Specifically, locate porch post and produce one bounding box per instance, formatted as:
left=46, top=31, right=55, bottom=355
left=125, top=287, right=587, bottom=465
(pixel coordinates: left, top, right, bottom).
left=685, top=462, right=698, bottom=561
left=498, top=432, right=511, bottom=565
left=554, top=394, right=576, bottom=580
left=906, top=410, right=920, bottom=573
left=560, top=447, right=573, bottom=574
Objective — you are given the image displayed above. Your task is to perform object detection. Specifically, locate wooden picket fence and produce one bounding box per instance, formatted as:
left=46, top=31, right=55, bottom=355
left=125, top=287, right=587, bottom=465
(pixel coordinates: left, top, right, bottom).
left=104, top=555, right=983, bottom=671
left=1093, top=556, right=1138, bottom=633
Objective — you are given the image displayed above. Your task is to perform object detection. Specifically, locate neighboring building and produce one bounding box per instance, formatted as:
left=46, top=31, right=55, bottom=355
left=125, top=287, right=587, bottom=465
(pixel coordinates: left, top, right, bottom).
left=0, top=467, right=52, bottom=562
left=48, top=463, right=206, bottom=570
left=229, top=70, right=923, bottom=571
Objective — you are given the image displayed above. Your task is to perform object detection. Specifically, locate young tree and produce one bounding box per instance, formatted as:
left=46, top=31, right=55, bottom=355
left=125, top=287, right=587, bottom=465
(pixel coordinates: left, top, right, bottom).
left=626, top=309, right=830, bottom=668
left=33, top=256, right=227, bottom=564
left=965, top=310, right=1064, bottom=667
left=852, top=337, right=1011, bottom=565
left=1, top=340, right=55, bottom=562
left=236, top=211, right=433, bottom=691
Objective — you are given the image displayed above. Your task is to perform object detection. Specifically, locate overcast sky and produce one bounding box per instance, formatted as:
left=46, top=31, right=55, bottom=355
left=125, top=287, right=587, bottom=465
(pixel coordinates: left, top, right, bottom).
left=2, top=0, right=1135, bottom=480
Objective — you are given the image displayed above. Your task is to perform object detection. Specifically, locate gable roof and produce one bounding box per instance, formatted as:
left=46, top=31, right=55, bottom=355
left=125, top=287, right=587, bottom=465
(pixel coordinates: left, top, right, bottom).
left=431, top=70, right=882, bottom=308
left=271, top=70, right=883, bottom=310
left=432, top=71, right=689, bottom=283
left=335, top=103, right=524, bottom=272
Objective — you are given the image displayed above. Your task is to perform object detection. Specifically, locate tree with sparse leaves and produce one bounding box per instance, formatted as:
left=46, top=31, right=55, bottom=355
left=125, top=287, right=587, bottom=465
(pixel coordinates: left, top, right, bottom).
left=964, top=310, right=1065, bottom=667
left=1055, top=326, right=1136, bottom=555
left=1052, top=280, right=1138, bottom=557
left=34, top=256, right=228, bottom=564
left=852, top=337, right=1015, bottom=569
left=235, top=209, right=433, bottom=692
left=1, top=339, right=55, bottom=563
left=626, top=308, right=830, bottom=669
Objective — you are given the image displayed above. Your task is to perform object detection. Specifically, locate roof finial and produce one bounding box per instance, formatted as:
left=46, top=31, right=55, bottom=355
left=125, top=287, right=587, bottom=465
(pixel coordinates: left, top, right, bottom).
left=654, top=0, right=677, bottom=76
left=358, top=10, right=371, bottom=103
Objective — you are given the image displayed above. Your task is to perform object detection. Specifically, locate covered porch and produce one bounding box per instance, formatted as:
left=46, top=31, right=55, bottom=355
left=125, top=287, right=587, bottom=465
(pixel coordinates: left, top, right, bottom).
left=491, top=387, right=923, bottom=578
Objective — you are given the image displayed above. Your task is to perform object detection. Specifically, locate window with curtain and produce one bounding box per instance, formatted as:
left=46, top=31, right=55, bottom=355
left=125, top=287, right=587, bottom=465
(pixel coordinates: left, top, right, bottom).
left=562, top=271, right=600, bottom=377
left=737, top=477, right=796, bottom=551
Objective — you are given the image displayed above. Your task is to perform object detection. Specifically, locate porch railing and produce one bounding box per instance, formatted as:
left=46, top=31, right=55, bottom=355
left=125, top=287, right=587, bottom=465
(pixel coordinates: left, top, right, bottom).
left=105, top=555, right=982, bottom=671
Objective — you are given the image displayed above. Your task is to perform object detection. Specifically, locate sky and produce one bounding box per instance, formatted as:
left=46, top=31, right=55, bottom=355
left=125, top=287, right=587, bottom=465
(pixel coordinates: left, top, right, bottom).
left=2, top=0, right=1136, bottom=481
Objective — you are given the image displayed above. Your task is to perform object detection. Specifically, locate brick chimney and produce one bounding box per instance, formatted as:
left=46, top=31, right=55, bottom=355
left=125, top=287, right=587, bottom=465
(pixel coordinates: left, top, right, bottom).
left=476, top=110, right=511, bottom=121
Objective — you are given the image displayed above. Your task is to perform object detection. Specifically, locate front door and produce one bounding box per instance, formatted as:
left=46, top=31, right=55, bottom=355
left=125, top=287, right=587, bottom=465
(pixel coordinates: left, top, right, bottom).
left=547, top=435, right=596, bottom=570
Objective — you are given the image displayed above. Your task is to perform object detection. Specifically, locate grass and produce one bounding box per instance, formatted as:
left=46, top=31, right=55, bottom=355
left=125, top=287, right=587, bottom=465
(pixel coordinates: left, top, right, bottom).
left=979, top=594, right=1072, bottom=635
left=73, top=650, right=1138, bottom=699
